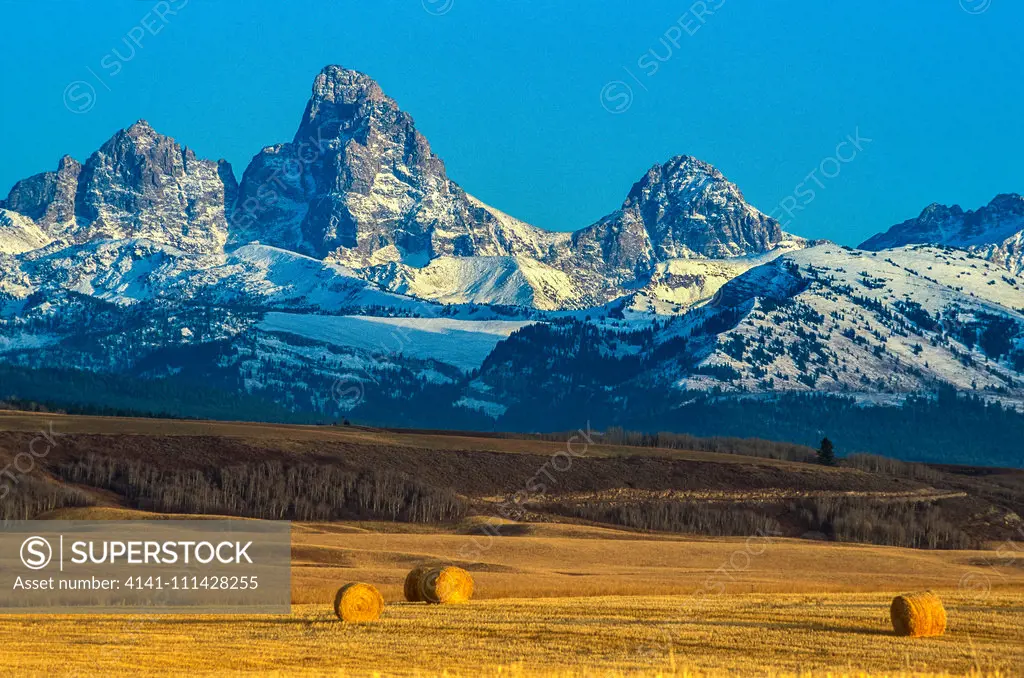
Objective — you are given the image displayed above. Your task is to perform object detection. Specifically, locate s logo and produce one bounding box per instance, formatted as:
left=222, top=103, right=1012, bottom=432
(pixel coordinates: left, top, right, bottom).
left=20, top=536, right=52, bottom=570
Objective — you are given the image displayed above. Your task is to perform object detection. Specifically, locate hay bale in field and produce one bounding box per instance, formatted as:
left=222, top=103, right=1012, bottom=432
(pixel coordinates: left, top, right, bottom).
left=333, top=582, right=385, bottom=622
left=890, top=591, right=947, bottom=637
left=404, top=565, right=434, bottom=602
left=419, top=566, right=474, bottom=604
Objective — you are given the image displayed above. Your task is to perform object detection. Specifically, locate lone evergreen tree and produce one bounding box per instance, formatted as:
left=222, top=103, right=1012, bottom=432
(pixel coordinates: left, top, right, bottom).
left=817, top=437, right=836, bottom=466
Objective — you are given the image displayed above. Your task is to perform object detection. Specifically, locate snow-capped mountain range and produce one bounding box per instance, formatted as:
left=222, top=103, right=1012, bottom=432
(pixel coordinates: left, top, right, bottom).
left=860, top=194, right=1024, bottom=275
left=1, top=65, right=1023, bottom=431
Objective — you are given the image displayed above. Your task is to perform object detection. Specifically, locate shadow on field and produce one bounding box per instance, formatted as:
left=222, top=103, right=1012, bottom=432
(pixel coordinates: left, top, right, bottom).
left=141, top=618, right=325, bottom=627
left=679, top=619, right=894, bottom=636
left=460, top=523, right=535, bottom=537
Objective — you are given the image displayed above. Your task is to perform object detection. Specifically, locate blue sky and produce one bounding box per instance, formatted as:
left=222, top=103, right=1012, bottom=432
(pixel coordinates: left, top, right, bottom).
left=0, top=0, right=1020, bottom=245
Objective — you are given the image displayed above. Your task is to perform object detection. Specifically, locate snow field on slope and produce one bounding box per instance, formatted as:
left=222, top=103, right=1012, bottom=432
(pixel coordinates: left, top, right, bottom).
left=0, top=210, right=51, bottom=255
left=403, top=256, right=534, bottom=307
left=258, top=312, right=537, bottom=371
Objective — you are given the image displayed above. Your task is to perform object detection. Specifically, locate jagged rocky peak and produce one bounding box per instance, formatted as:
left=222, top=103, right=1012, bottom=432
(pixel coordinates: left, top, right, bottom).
left=623, top=155, right=786, bottom=259
left=73, top=119, right=236, bottom=253
left=3, top=154, right=82, bottom=231
left=564, top=155, right=791, bottom=283
left=1, top=120, right=235, bottom=254
left=860, top=193, right=1024, bottom=251
left=296, top=65, right=393, bottom=143
left=232, top=65, right=526, bottom=265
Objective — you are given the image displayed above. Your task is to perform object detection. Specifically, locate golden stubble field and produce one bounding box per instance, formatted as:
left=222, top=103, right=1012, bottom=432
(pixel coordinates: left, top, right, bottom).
left=0, top=510, right=1021, bottom=677
left=2, top=412, right=1023, bottom=676
left=1, top=592, right=1021, bottom=677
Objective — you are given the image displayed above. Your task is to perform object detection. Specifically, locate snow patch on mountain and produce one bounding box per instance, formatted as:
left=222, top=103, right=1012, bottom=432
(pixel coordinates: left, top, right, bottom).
left=361, top=254, right=581, bottom=310
left=0, top=210, right=51, bottom=254
left=616, top=240, right=809, bottom=317
left=227, top=244, right=435, bottom=313
left=257, top=312, right=535, bottom=371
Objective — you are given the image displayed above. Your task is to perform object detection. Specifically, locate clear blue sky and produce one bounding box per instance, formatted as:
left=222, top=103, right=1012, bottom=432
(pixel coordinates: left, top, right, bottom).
left=0, top=1, right=1021, bottom=245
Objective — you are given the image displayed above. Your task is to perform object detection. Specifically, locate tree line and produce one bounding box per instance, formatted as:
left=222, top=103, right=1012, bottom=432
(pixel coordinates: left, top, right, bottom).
left=57, top=455, right=468, bottom=523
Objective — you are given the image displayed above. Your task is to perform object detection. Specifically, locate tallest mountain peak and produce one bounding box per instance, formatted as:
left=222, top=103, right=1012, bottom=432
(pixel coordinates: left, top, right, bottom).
left=295, top=65, right=398, bottom=144
left=237, top=65, right=502, bottom=264
left=662, top=155, right=723, bottom=176
left=126, top=119, right=155, bottom=134
left=311, top=65, right=385, bottom=102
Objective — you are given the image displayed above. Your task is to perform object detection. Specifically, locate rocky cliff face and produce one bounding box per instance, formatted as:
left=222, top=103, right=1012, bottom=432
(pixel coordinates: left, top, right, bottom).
left=620, top=155, right=784, bottom=259
left=561, top=156, right=789, bottom=286
left=1, top=121, right=236, bottom=254
left=2, top=155, right=81, bottom=235
left=232, top=65, right=534, bottom=266
left=73, top=121, right=236, bottom=253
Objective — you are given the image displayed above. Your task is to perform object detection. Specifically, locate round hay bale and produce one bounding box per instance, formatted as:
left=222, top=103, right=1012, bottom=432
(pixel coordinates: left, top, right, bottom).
left=403, top=565, right=434, bottom=602
left=333, top=582, right=385, bottom=622
left=890, top=592, right=947, bottom=637
left=419, top=566, right=474, bottom=604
